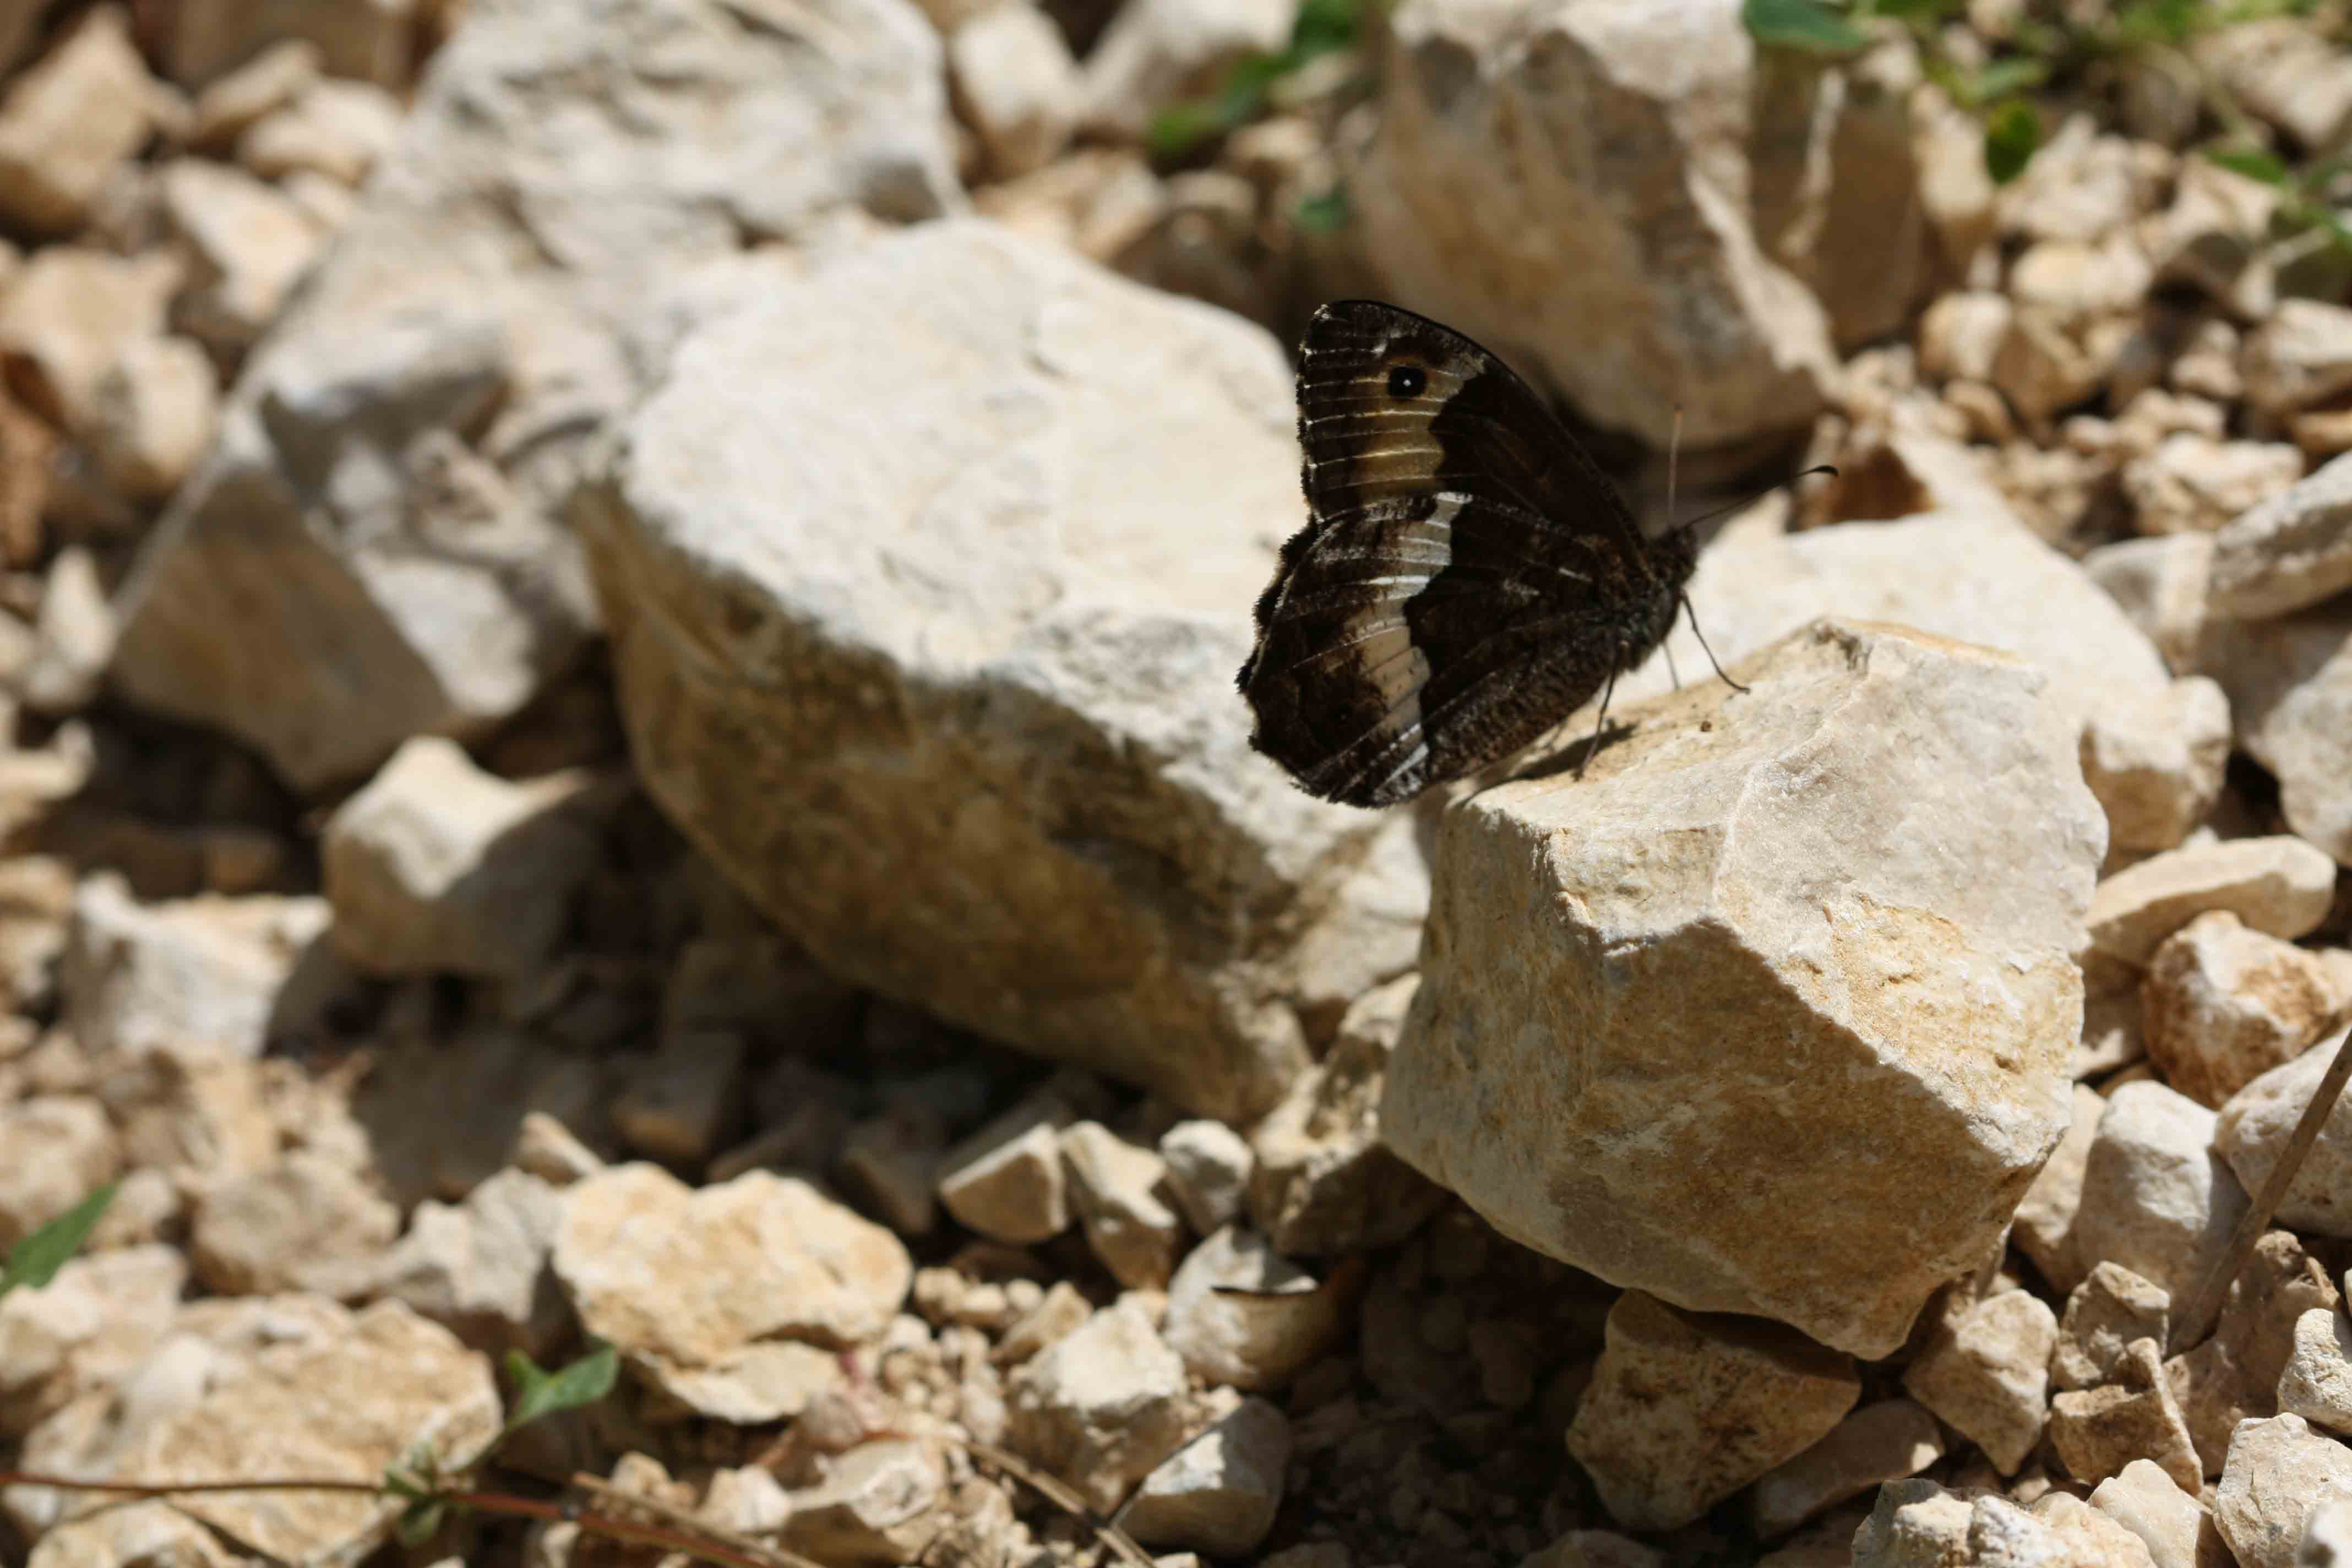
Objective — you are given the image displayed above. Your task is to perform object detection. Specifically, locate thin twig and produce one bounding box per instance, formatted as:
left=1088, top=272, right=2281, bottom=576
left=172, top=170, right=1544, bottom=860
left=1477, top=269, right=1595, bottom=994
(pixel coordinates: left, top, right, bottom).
left=567, top=1470, right=825, bottom=1568
left=2172, top=1028, right=2352, bottom=1353
left=954, top=1439, right=1155, bottom=1568
left=0, top=1469, right=775, bottom=1568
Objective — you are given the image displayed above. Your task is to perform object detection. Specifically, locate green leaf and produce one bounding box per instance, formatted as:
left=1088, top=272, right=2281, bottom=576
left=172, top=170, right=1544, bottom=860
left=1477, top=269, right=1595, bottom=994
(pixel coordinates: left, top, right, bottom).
left=1983, top=101, right=2042, bottom=185
left=503, top=1342, right=618, bottom=1433
left=1957, top=56, right=2051, bottom=106
left=2202, top=146, right=2291, bottom=186
left=0, top=1184, right=117, bottom=1300
left=1296, top=187, right=1352, bottom=232
left=394, top=1499, right=447, bottom=1548
left=1291, top=0, right=1363, bottom=55
left=1742, top=0, right=1869, bottom=53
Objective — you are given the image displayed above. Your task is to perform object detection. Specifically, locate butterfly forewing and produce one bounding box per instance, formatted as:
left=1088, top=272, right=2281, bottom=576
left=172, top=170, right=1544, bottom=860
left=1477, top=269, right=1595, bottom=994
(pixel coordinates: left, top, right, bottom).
left=1239, top=300, right=1696, bottom=808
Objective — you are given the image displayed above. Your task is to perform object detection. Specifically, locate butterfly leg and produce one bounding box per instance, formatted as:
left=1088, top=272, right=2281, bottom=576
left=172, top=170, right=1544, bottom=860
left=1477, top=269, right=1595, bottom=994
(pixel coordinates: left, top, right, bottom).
left=1684, top=594, right=1748, bottom=695
left=1664, top=641, right=1681, bottom=693
left=1575, top=665, right=1621, bottom=780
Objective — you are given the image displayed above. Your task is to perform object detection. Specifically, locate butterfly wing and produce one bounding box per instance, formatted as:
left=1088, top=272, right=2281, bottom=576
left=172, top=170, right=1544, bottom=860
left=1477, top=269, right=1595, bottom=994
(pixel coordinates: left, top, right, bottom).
left=1238, top=299, right=1687, bottom=808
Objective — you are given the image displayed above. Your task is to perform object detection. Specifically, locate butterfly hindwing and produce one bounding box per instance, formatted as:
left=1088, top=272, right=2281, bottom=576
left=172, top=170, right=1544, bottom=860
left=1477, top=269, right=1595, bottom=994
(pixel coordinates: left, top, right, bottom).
left=1239, top=300, right=1694, bottom=808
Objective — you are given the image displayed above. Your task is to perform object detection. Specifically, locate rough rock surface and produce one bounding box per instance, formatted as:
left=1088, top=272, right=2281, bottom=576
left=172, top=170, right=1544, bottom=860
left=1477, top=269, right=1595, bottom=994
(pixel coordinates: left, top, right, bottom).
left=2141, top=910, right=2347, bottom=1108
left=1348, top=1, right=1845, bottom=448
left=1902, top=1289, right=2059, bottom=1476
left=1616, top=511, right=2223, bottom=854
left=1384, top=619, right=2101, bottom=1357
left=1006, top=1298, right=1196, bottom=1515
left=2215, top=1035, right=2352, bottom=1238
left=576, top=219, right=1424, bottom=1119
left=1749, top=1399, right=1943, bottom=1539
left=110, top=0, right=962, bottom=791
left=551, top=1163, right=907, bottom=1421
left=2075, top=1080, right=2249, bottom=1302
left=1565, top=1291, right=1859, bottom=1533
left=2088, top=836, right=2340, bottom=967
left=60, top=876, right=331, bottom=1058
left=2215, top=1414, right=2352, bottom=1568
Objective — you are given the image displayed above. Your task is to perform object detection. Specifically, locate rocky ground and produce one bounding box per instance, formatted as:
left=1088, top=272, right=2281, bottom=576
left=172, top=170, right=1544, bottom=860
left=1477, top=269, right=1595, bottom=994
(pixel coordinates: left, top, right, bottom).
left=7, top=1, right=2352, bottom=1567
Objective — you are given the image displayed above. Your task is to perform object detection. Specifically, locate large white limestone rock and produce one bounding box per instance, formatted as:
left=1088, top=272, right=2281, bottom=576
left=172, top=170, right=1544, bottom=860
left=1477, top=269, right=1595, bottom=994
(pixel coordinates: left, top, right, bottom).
left=574, top=219, right=1424, bottom=1119
left=1347, top=0, right=1873, bottom=447
left=108, top=0, right=962, bottom=791
left=1382, top=619, right=2104, bottom=1357
left=1617, top=510, right=2226, bottom=855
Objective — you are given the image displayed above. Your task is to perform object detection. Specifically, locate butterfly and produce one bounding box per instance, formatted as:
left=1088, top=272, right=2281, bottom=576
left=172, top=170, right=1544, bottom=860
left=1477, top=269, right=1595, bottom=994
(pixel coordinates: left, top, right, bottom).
left=1237, top=299, right=1752, bottom=809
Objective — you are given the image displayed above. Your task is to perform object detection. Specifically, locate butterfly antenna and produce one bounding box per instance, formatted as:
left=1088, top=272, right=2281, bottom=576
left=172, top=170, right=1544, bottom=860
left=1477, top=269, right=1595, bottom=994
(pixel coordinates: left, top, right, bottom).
left=1668, top=464, right=1840, bottom=537
left=1685, top=595, right=1747, bottom=696
left=1575, top=666, right=1621, bottom=780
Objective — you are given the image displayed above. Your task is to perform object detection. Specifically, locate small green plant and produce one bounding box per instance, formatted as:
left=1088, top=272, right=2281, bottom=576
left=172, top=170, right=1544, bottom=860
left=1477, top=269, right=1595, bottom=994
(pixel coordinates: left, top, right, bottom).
left=0, top=1184, right=117, bottom=1301
left=1146, top=0, right=1373, bottom=162
left=1742, top=0, right=2329, bottom=185
left=2203, top=144, right=2352, bottom=251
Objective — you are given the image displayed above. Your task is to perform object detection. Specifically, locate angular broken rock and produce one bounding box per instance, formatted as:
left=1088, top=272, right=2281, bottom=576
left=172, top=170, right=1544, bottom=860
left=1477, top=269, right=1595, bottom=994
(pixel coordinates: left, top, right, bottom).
left=191, top=1151, right=401, bottom=1299
left=0, top=1244, right=183, bottom=1441
left=1347, top=1, right=1838, bottom=447
left=2048, top=1338, right=2201, bottom=1492
left=1158, top=1119, right=1251, bottom=1237
left=2198, top=611, right=2352, bottom=863
left=1901, top=1289, right=2058, bottom=1477
left=936, top=1094, right=1071, bottom=1244
left=1061, top=1121, right=1182, bottom=1291
left=577, top=219, right=1423, bottom=1119
left=1620, top=510, right=2219, bottom=854
left=2277, top=1306, right=2352, bottom=1434
left=2054, top=1263, right=2171, bottom=1392
left=61, top=874, right=332, bottom=1058
left=323, top=737, right=597, bottom=980
left=1565, top=1291, right=1858, bottom=1533
left=2215, top=1413, right=2352, bottom=1568
left=1383, top=619, right=2101, bottom=1357
left=110, top=0, right=961, bottom=793
left=552, top=1164, right=906, bottom=1422
left=2209, top=449, right=2352, bottom=620
left=2215, top=1034, right=2352, bottom=1238
left=1114, top=1396, right=1290, bottom=1558
left=2142, top=910, right=2347, bottom=1108
left=1006, top=1298, right=1195, bottom=1515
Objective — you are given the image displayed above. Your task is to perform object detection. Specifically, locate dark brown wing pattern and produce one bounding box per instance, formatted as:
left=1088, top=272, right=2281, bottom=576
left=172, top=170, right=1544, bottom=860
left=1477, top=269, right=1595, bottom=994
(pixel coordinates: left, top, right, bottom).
left=1237, top=300, right=1695, bottom=808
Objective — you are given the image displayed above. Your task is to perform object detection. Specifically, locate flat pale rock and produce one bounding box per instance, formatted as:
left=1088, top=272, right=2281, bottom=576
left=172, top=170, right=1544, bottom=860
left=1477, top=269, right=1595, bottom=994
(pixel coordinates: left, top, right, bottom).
left=1160, top=1226, right=1351, bottom=1391
left=1349, top=1, right=1843, bottom=447
left=0, top=1244, right=184, bottom=1441
left=1384, top=619, right=2101, bottom=1357
left=2216, top=1033, right=2352, bottom=1238
left=1114, top=1396, right=1290, bottom=1558
left=2277, top=1306, right=2352, bottom=1433
left=577, top=218, right=1424, bottom=1119
left=2199, top=608, right=2352, bottom=863
left=2088, top=837, right=2339, bottom=966
left=89, top=1302, right=498, bottom=1568
left=552, top=1163, right=906, bottom=1422
left=1617, top=511, right=2220, bottom=854
left=110, top=0, right=961, bottom=792
left=1566, top=1291, right=1859, bottom=1533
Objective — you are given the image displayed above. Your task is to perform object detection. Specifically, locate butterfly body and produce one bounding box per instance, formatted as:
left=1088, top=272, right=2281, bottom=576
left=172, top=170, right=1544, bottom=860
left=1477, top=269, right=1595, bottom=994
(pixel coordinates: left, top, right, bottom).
left=1238, top=299, right=1698, bottom=808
